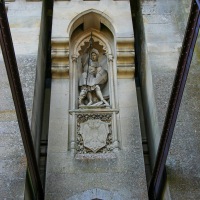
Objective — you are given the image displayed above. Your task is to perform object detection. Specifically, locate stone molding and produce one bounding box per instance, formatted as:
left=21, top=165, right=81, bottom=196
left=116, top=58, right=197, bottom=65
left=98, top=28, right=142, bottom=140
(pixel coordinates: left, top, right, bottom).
left=116, top=37, right=135, bottom=78
left=51, top=38, right=69, bottom=78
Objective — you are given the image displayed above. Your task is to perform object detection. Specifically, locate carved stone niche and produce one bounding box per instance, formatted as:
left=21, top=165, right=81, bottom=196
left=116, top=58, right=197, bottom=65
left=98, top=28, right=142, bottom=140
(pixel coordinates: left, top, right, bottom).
left=77, top=39, right=110, bottom=108
left=69, top=32, right=120, bottom=157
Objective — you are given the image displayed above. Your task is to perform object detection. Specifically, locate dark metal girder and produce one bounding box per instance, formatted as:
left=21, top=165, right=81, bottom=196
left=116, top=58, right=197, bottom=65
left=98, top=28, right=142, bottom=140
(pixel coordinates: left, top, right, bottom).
left=196, top=0, right=200, bottom=10
left=148, top=0, right=200, bottom=199
left=0, top=1, right=44, bottom=199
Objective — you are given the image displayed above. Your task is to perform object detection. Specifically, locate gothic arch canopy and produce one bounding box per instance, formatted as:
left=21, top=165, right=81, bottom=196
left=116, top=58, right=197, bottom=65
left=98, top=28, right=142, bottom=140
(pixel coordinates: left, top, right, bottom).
left=67, top=9, right=115, bottom=38
left=73, top=30, right=112, bottom=56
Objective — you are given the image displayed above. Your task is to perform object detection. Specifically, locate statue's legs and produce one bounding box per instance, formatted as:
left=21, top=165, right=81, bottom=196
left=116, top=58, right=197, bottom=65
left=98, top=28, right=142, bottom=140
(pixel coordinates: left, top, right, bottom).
left=78, top=87, right=87, bottom=106
left=95, top=85, right=109, bottom=106
left=87, top=92, right=93, bottom=106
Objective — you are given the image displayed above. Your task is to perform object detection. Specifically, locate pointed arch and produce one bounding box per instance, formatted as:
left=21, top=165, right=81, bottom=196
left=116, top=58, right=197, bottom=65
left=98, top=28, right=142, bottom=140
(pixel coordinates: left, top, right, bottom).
left=73, top=29, right=112, bottom=56
left=67, top=9, right=115, bottom=38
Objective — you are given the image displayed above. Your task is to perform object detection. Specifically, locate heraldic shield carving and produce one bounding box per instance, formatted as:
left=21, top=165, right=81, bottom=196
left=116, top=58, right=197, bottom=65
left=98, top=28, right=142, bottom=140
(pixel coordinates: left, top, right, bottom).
left=77, top=114, right=112, bottom=154
left=80, top=119, right=109, bottom=153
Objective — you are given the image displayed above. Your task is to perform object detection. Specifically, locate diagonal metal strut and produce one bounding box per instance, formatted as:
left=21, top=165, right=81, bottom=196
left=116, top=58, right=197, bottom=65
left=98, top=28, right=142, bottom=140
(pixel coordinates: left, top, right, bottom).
left=148, top=0, right=200, bottom=199
left=0, top=1, right=44, bottom=199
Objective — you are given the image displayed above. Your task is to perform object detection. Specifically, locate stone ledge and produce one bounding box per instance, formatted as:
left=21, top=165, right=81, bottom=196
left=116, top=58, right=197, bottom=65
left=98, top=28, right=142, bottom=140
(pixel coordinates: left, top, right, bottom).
left=75, top=153, right=116, bottom=160
left=69, top=108, right=119, bottom=114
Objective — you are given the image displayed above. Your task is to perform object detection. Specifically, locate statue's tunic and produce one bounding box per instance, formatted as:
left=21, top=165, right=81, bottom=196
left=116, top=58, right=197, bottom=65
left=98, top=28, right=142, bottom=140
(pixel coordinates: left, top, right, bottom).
left=79, top=60, right=107, bottom=90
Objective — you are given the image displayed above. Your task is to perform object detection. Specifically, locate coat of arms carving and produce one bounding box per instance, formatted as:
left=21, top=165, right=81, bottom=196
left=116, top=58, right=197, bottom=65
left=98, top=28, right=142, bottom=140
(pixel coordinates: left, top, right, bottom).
left=77, top=114, right=112, bottom=154
left=80, top=119, right=109, bottom=153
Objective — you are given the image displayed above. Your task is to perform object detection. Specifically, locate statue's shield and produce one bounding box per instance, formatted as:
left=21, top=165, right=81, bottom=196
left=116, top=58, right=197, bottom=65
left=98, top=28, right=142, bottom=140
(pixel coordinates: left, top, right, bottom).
left=95, top=69, right=108, bottom=85
left=80, top=119, right=109, bottom=153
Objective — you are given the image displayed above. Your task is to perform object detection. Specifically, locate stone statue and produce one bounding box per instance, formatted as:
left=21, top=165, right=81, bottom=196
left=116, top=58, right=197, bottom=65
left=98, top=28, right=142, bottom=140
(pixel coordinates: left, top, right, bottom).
left=78, top=45, right=109, bottom=107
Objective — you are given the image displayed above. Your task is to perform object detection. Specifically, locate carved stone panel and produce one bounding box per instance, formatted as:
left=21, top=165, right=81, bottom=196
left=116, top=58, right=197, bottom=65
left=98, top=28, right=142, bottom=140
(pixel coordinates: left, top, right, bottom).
left=77, top=114, right=112, bottom=154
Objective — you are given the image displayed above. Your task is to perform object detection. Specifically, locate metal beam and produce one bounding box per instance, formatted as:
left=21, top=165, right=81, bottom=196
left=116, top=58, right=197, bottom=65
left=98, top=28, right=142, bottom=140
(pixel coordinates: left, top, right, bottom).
left=0, top=1, right=44, bottom=199
left=196, top=0, right=200, bottom=10
left=148, top=0, right=200, bottom=199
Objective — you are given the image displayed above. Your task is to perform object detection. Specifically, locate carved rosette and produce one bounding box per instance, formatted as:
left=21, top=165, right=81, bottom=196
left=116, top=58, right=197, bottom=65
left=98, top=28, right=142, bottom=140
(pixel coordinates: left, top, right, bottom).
left=76, top=114, right=112, bottom=154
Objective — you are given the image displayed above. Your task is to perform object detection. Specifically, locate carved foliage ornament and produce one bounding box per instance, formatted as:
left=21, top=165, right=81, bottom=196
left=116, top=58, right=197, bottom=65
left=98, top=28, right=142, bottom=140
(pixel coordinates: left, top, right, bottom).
left=76, top=35, right=108, bottom=56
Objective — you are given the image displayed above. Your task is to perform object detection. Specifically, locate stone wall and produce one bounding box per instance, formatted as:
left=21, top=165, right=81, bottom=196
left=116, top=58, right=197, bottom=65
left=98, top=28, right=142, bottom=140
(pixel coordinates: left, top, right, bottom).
left=0, top=1, right=42, bottom=199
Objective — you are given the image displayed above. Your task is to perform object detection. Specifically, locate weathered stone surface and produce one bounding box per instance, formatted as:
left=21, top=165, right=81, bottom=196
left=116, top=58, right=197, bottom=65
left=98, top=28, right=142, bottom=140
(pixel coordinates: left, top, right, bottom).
left=46, top=171, right=147, bottom=200
left=52, top=0, right=133, bottom=38
left=141, top=0, right=200, bottom=198
left=0, top=1, right=42, bottom=199
left=0, top=122, right=26, bottom=199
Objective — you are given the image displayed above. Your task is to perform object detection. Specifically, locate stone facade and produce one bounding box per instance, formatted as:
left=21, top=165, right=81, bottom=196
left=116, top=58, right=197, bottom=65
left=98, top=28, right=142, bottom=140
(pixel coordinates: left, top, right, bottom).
left=0, top=0, right=200, bottom=199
